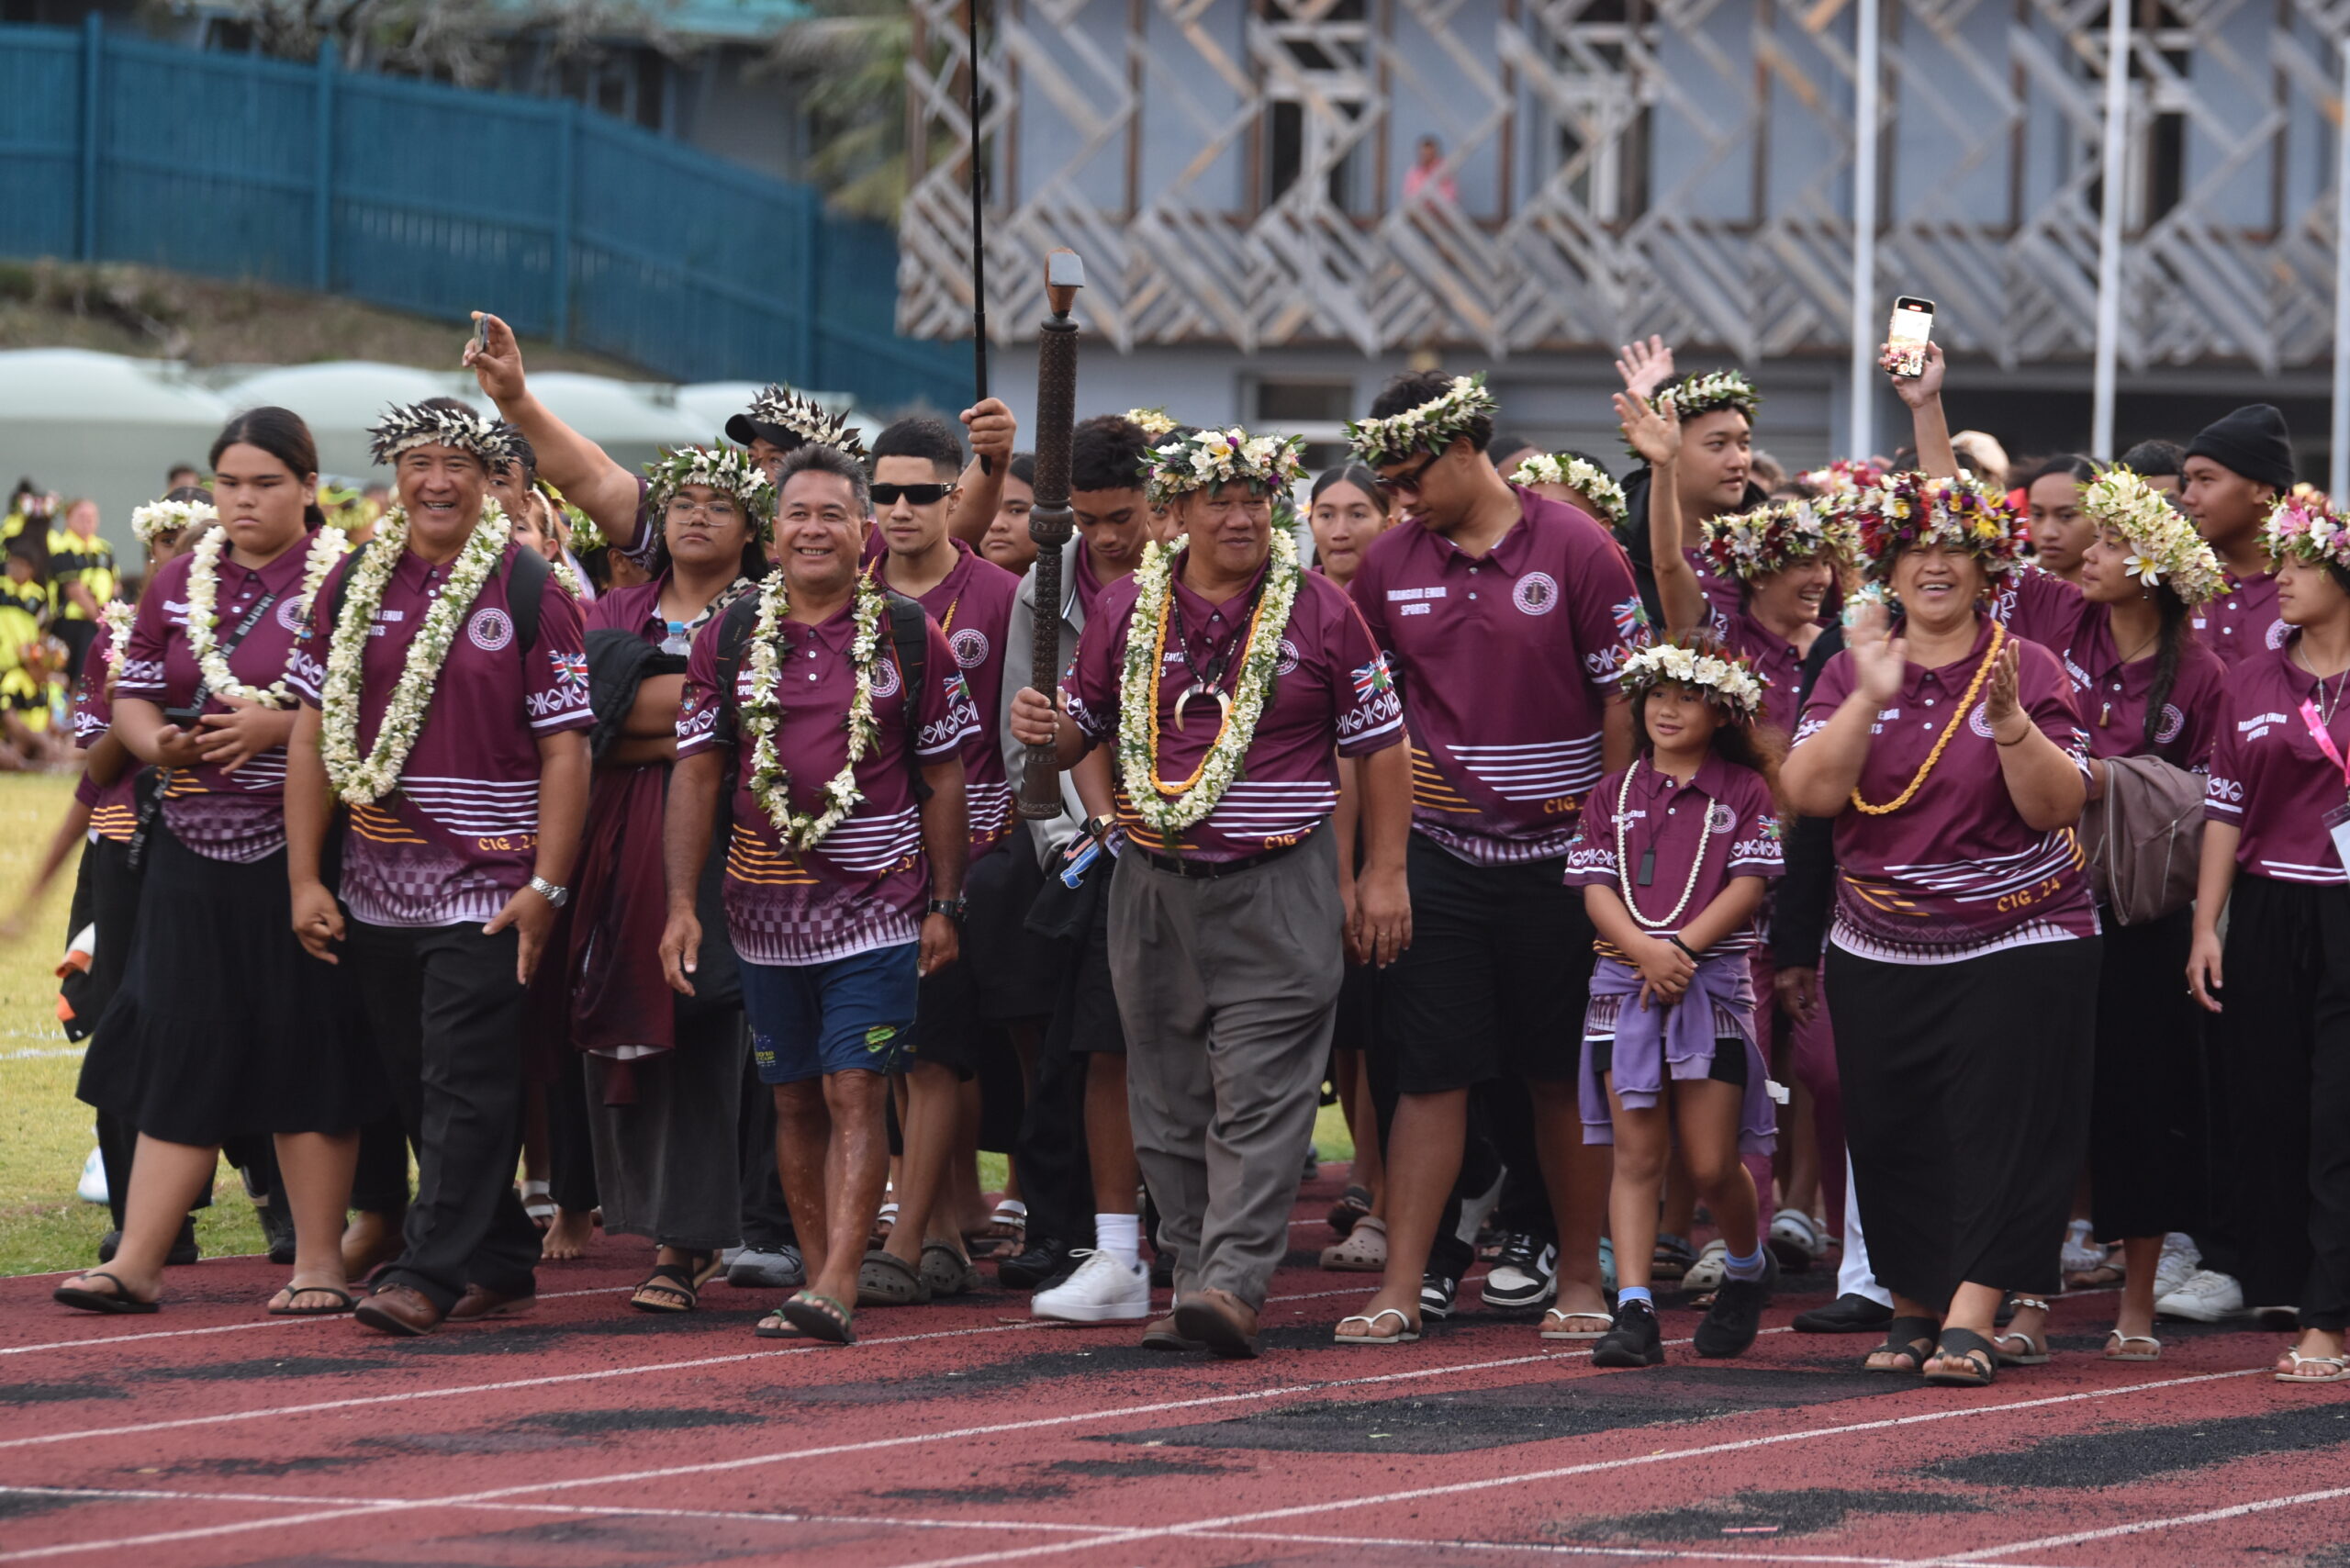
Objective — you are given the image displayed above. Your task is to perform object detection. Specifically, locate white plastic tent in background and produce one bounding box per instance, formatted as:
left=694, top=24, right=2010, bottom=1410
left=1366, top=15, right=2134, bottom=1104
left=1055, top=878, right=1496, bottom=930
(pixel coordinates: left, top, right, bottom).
left=0, top=349, right=229, bottom=553
left=216, top=361, right=456, bottom=483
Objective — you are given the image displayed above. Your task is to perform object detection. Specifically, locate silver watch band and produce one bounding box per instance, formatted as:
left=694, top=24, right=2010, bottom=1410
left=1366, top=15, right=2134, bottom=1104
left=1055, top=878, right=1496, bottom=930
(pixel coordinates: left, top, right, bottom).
left=528, top=875, right=569, bottom=909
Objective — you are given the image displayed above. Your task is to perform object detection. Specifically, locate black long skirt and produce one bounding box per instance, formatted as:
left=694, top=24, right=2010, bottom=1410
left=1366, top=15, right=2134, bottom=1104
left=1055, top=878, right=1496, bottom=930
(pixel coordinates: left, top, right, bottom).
left=76, top=825, right=384, bottom=1148
left=1827, top=935, right=2099, bottom=1310
left=2087, top=906, right=2205, bottom=1240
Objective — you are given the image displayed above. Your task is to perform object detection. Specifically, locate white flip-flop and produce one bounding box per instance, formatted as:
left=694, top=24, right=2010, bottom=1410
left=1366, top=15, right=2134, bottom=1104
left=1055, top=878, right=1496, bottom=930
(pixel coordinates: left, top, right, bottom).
left=2277, top=1350, right=2350, bottom=1383
left=2102, top=1331, right=2162, bottom=1363
left=1334, top=1306, right=1419, bottom=1345
left=1540, top=1308, right=1610, bottom=1341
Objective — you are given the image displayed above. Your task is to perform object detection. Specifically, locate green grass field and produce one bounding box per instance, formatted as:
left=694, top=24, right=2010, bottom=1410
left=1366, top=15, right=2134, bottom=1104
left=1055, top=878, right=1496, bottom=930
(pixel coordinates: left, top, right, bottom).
left=0, top=769, right=1354, bottom=1278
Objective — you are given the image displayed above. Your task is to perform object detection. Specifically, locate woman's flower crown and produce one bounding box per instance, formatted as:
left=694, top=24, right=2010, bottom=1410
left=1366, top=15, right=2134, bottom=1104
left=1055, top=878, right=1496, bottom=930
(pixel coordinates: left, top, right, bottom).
left=1145, top=426, right=1308, bottom=505
left=2081, top=467, right=2225, bottom=605
left=1510, top=454, right=1627, bottom=529
left=1794, top=457, right=1887, bottom=498
left=1126, top=408, right=1179, bottom=438
left=744, top=386, right=867, bottom=462
left=130, top=497, right=215, bottom=546
left=1852, top=470, right=2024, bottom=581
left=1343, top=374, right=1498, bottom=467
left=1704, top=498, right=1861, bottom=584
left=1656, top=369, right=1762, bottom=421
left=644, top=444, right=775, bottom=529
left=368, top=401, right=521, bottom=468
left=2261, top=492, right=2350, bottom=573
left=1620, top=638, right=1766, bottom=722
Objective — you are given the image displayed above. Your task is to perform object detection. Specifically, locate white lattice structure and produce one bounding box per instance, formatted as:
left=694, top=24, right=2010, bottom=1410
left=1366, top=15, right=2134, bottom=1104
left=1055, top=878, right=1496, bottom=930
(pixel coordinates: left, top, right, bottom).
left=901, top=0, right=2350, bottom=380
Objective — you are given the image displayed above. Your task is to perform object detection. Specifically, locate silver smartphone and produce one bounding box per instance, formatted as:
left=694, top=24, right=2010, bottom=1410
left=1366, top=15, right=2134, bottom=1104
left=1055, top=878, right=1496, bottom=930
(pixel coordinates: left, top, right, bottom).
left=1886, top=296, right=1934, bottom=377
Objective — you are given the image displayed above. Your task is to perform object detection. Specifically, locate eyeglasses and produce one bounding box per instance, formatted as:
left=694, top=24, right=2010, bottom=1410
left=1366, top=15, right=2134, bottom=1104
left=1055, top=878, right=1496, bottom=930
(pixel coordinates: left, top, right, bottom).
left=870, top=482, right=954, bottom=507
left=1373, top=452, right=1442, bottom=498
left=666, top=498, right=742, bottom=521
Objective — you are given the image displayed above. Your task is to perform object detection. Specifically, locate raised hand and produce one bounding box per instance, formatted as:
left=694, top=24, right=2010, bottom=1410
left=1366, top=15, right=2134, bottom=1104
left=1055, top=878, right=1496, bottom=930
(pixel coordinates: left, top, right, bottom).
left=1881, top=340, right=1945, bottom=409
left=464, top=312, right=526, bottom=405
left=1615, top=334, right=1676, bottom=399
left=1847, top=599, right=1908, bottom=707
left=1983, top=638, right=2026, bottom=740
left=1612, top=390, right=1683, bottom=471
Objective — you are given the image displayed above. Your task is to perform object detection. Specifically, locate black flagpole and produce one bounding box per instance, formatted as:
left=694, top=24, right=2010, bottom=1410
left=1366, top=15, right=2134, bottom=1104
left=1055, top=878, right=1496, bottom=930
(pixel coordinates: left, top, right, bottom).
left=967, top=0, right=990, bottom=470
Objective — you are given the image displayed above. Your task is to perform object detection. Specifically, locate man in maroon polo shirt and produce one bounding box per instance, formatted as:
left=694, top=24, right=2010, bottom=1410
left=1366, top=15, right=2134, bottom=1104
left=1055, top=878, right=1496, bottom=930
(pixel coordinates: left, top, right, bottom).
left=1339, top=371, right=1645, bottom=1343
left=2182, top=405, right=2295, bottom=668
left=285, top=398, right=592, bottom=1338
left=865, top=415, right=1022, bottom=1300
left=662, top=442, right=977, bottom=1346
left=1009, top=425, right=1411, bottom=1358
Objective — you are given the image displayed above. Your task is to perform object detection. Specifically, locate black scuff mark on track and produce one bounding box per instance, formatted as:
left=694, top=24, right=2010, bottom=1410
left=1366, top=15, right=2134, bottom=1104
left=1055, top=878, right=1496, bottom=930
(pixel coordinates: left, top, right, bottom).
left=158, top=1453, right=367, bottom=1477
left=1928, top=1404, right=2350, bottom=1488
left=1046, top=1456, right=1240, bottom=1478
left=126, top=1354, right=399, bottom=1383
left=1559, top=1486, right=1989, bottom=1542
left=503, top=1406, right=767, bottom=1434
left=765, top=1343, right=1167, bottom=1403
left=0, top=1489, right=95, bottom=1520
left=871, top=1482, right=1075, bottom=1504
left=0, top=1380, right=128, bottom=1403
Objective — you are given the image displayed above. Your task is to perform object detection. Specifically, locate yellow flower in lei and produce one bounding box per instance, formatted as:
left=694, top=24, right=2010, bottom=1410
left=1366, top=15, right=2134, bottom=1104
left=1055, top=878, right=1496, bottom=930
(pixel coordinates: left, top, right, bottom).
left=317, top=500, right=513, bottom=806
left=184, top=525, right=346, bottom=710
left=1113, top=528, right=1304, bottom=834
left=740, top=568, right=887, bottom=853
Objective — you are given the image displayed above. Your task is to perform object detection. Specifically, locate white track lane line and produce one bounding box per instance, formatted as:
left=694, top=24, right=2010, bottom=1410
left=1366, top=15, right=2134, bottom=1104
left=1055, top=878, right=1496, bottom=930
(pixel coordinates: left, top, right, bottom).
left=1912, top=1482, right=2350, bottom=1563
left=1195, top=1530, right=2072, bottom=1568
left=872, top=1368, right=2274, bottom=1568
left=0, top=1284, right=626, bottom=1356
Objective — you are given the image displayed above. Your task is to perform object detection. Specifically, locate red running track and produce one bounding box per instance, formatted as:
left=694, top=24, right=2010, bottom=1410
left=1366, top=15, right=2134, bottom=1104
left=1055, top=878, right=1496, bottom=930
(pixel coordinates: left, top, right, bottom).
left=3, top=1175, right=2346, bottom=1567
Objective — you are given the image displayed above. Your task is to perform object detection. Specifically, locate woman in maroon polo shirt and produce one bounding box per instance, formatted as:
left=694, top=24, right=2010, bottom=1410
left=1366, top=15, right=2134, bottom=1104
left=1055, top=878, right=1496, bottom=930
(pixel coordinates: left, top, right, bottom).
left=59, top=409, right=380, bottom=1317
left=1783, top=471, right=2098, bottom=1388
left=2057, top=470, right=2229, bottom=1362
left=2188, top=496, right=2350, bottom=1384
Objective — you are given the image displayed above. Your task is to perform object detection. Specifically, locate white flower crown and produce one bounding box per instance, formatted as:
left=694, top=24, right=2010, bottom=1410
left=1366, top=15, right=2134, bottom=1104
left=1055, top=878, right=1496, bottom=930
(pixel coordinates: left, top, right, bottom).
left=368, top=401, right=520, bottom=469
left=2079, top=468, right=2224, bottom=605
left=130, top=497, right=216, bottom=547
left=1619, top=640, right=1765, bottom=722
left=1146, top=427, right=1308, bottom=505
left=1509, top=454, right=1627, bottom=528
left=744, top=386, right=867, bottom=462
left=1657, top=370, right=1762, bottom=420
left=1344, top=374, right=1499, bottom=467
left=1126, top=408, right=1179, bottom=438
left=645, top=444, right=776, bottom=524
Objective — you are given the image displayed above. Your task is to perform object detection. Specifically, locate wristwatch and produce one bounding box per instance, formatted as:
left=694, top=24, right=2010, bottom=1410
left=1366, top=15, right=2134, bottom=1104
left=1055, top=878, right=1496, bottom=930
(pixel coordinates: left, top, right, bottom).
left=529, top=875, right=570, bottom=909
left=1080, top=813, right=1115, bottom=842
left=926, top=896, right=968, bottom=923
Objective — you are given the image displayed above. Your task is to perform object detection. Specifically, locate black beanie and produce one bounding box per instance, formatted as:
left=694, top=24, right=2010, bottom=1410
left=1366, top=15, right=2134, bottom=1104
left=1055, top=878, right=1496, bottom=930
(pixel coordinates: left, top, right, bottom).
left=2186, top=404, right=2294, bottom=493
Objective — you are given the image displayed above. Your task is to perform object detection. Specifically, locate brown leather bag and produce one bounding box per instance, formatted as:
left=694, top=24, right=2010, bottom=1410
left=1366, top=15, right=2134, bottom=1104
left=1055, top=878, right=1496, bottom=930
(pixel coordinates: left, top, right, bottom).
left=2078, top=752, right=2206, bottom=926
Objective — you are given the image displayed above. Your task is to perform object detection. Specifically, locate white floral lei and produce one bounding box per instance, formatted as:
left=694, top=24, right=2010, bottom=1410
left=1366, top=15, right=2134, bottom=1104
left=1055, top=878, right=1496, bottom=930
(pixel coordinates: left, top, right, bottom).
left=1126, top=408, right=1179, bottom=438
left=185, top=525, right=346, bottom=710
left=99, top=599, right=134, bottom=678
left=318, top=499, right=513, bottom=805
left=1510, top=454, right=1627, bottom=528
left=1344, top=374, right=1497, bottom=468
left=1113, top=527, right=1304, bottom=833
left=740, top=568, right=887, bottom=852
left=2082, top=467, right=2224, bottom=605
left=132, top=498, right=215, bottom=547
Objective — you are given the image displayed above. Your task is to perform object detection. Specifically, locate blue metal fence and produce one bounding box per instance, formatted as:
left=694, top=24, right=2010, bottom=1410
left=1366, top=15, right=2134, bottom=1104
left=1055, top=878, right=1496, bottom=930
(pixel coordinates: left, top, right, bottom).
left=1, top=17, right=968, bottom=411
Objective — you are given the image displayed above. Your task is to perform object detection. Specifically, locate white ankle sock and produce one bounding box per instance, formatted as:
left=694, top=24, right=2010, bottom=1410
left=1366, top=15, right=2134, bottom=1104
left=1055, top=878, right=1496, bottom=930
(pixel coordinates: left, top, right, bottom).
left=1096, top=1213, right=1140, bottom=1267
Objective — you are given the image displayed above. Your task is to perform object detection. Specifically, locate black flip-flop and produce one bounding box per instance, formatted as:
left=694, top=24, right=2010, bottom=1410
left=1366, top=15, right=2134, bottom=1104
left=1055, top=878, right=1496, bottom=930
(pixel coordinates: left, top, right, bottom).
left=780, top=1290, right=856, bottom=1345
left=267, top=1285, right=359, bottom=1317
left=1864, top=1315, right=1940, bottom=1374
left=630, top=1252, right=720, bottom=1315
left=1924, top=1326, right=1999, bottom=1387
left=53, top=1271, right=158, bottom=1315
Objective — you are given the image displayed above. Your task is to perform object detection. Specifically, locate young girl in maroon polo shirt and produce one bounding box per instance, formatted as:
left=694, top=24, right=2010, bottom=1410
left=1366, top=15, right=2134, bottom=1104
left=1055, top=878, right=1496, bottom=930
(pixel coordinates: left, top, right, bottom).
left=1567, top=640, right=1785, bottom=1369
left=2189, top=496, right=2350, bottom=1384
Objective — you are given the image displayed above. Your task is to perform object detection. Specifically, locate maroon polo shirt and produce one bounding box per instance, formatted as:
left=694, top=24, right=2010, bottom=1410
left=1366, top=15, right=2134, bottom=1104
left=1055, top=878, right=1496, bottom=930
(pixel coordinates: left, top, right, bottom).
left=874, top=540, right=1020, bottom=857
left=73, top=620, right=137, bottom=844
left=2204, top=637, right=2350, bottom=886
left=1700, top=607, right=1808, bottom=741
left=1795, top=615, right=2098, bottom=959
left=1992, top=566, right=2088, bottom=652
left=1062, top=556, right=1403, bottom=862
left=1687, top=547, right=1745, bottom=629
left=588, top=576, right=669, bottom=644
left=1072, top=543, right=1114, bottom=621
left=1562, top=754, right=1783, bottom=956
left=291, top=542, right=592, bottom=926
left=118, top=545, right=318, bottom=862
left=1351, top=487, right=1645, bottom=865
left=677, top=593, right=976, bottom=964
left=2192, top=568, right=2284, bottom=669
left=2048, top=603, right=2228, bottom=771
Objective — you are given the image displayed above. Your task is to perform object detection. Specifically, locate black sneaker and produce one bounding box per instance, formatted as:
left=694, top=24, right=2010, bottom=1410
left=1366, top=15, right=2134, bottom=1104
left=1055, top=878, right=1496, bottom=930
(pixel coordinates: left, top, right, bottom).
left=997, top=1238, right=1075, bottom=1291
left=1694, top=1252, right=1778, bottom=1357
left=1419, top=1270, right=1460, bottom=1321
left=1792, top=1292, right=1894, bottom=1334
left=1481, top=1233, right=1558, bottom=1310
left=1592, top=1298, right=1664, bottom=1368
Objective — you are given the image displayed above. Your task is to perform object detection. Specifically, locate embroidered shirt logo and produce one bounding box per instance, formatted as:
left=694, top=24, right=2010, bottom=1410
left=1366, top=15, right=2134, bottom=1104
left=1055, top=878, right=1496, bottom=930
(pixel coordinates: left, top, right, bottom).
left=1514, top=572, right=1559, bottom=616
left=275, top=598, right=309, bottom=633
left=1273, top=637, right=1301, bottom=676
left=2155, top=703, right=2186, bottom=745
left=549, top=650, right=588, bottom=687
left=949, top=628, right=990, bottom=669
left=466, top=607, right=514, bottom=652
left=1968, top=702, right=1995, bottom=739
left=870, top=655, right=902, bottom=700
left=1706, top=801, right=1737, bottom=834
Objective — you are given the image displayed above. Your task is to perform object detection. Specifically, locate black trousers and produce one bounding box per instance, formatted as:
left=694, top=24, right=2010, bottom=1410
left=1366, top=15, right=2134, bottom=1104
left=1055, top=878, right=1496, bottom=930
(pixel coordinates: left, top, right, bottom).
left=2208, top=876, right=2350, bottom=1327
left=2087, top=906, right=2205, bottom=1241
left=1829, top=935, right=2098, bottom=1311
left=1013, top=1034, right=1094, bottom=1249
left=349, top=920, right=540, bottom=1310
left=735, top=1050, right=797, bottom=1250
left=545, top=1048, right=599, bottom=1215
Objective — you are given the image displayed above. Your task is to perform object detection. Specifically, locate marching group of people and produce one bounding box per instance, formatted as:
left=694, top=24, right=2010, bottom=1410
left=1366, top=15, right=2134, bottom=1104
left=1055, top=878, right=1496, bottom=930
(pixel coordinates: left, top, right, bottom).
left=31, top=308, right=2350, bottom=1391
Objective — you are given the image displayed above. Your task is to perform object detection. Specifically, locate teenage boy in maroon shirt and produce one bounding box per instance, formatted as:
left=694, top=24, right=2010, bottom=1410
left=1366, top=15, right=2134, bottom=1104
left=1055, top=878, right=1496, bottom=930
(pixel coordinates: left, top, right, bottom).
left=866, top=415, right=1021, bottom=1298
left=662, top=444, right=975, bottom=1345
left=1339, top=371, right=1645, bottom=1342
left=285, top=400, right=592, bottom=1337
left=2182, top=404, right=2295, bottom=669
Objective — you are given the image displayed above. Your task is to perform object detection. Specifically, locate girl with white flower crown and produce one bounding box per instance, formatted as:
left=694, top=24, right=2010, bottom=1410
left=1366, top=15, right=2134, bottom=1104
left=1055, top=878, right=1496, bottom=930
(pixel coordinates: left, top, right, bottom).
left=283, top=396, right=595, bottom=1338
left=1009, top=425, right=1411, bottom=1361
left=2188, top=496, right=2350, bottom=1386
left=60, top=408, right=382, bottom=1322
left=2044, top=466, right=2231, bottom=1365
left=1564, top=638, right=1785, bottom=1369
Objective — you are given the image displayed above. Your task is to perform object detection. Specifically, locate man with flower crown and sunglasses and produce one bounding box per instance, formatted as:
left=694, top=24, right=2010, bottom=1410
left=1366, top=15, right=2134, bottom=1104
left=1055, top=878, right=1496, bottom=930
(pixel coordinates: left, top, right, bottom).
left=1337, top=371, right=1648, bottom=1347
left=1009, top=426, right=1410, bottom=1359
left=285, top=398, right=593, bottom=1338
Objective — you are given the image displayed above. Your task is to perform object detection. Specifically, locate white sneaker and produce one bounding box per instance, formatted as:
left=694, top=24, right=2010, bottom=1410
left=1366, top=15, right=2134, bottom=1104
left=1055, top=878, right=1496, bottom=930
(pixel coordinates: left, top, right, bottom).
left=2155, top=1268, right=2244, bottom=1323
left=1030, top=1249, right=1150, bottom=1323
left=1683, top=1238, right=1730, bottom=1292
left=2151, top=1236, right=2199, bottom=1302
left=76, top=1147, right=107, bottom=1206
left=2060, top=1218, right=2104, bottom=1277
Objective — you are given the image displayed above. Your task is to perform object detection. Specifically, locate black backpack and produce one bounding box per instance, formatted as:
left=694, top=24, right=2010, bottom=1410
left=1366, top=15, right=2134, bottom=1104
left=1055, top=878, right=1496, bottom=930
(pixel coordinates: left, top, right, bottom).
left=325, top=544, right=552, bottom=672
left=713, top=589, right=934, bottom=800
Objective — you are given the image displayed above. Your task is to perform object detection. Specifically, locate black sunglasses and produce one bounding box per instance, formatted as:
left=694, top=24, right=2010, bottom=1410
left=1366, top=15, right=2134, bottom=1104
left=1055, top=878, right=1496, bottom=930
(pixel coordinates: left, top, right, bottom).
left=870, top=482, right=955, bottom=506
left=1373, top=451, right=1442, bottom=497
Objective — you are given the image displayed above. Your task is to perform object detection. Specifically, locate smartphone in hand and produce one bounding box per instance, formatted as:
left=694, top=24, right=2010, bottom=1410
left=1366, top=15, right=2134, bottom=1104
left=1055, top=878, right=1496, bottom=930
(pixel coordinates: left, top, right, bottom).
left=1886, top=296, right=1934, bottom=377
